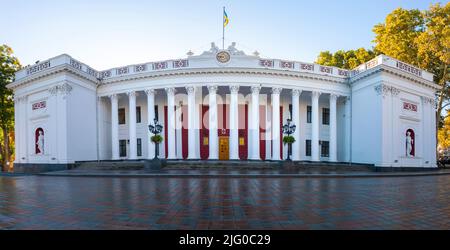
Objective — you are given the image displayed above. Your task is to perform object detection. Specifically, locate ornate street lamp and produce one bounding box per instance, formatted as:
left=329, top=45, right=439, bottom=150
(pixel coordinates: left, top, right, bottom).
left=148, top=118, right=163, bottom=160
left=282, top=118, right=296, bottom=161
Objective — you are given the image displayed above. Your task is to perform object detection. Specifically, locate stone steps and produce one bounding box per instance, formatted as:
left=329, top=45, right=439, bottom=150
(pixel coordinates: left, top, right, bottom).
left=75, top=161, right=145, bottom=170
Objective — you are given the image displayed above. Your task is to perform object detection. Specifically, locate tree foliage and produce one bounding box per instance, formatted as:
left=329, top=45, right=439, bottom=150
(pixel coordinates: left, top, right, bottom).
left=0, top=45, right=21, bottom=171
left=438, top=110, right=450, bottom=150
left=315, top=48, right=377, bottom=69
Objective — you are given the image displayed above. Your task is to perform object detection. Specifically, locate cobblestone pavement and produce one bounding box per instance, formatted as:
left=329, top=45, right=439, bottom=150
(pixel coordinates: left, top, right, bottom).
left=1, top=175, right=450, bottom=229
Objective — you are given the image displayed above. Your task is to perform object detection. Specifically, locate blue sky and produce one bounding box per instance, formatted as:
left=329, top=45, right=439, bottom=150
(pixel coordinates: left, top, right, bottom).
left=1, top=0, right=443, bottom=69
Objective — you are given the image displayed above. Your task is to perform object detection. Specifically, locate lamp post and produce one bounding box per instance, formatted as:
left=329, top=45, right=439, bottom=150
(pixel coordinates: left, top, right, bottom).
left=148, top=118, right=163, bottom=160
left=282, top=118, right=296, bottom=161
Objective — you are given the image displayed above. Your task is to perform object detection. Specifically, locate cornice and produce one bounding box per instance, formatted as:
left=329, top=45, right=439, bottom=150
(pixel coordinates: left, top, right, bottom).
left=350, top=64, right=439, bottom=91
left=7, top=64, right=99, bottom=90
left=99, top=67, right=349, bottom=86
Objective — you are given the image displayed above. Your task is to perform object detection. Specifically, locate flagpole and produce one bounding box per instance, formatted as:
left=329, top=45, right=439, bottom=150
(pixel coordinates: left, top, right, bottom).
left=222, top=6, right=225, bottom=50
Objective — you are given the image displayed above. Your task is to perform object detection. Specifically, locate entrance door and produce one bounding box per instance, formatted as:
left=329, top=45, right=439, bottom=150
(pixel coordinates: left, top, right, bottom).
left=219, top=137, right=229, bottom=160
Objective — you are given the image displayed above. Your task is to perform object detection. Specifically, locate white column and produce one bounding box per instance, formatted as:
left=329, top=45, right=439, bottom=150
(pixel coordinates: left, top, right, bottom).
left=311, top=91, right=321, bottom=161
left=145, top=89, right=155, bottom=159
left=14, top=97, right=20, bottom=163
left=128, top=91, right=137, bottom=159
left=272, top=87, right=282, bottom=160
left=292, top=89, right=301, bottom=161
left=344, top=96, right=351, bottom=162
left=186, top=86, right=198, bottom=159
left=208, top=85, right=219, bottom=160
left=329, top=94, right=338, bottom=162
left=110, top=94, right=119, bottom=160
left=165, top=87, right=176, bottom=159
left=229, top=85, right=240, bottom=160
left=250, top=86, right=261, bottom=160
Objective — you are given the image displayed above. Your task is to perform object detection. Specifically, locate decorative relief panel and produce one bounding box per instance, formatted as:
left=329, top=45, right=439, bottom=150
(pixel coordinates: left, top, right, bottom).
left=365, top=58, right=379, bottom=69
left=396, top=61, right=422, bottom=77
left=319, top=66, right=333, bottom=74
left=173, top=59, right=189, bottom=68
left=100, top=70, right=111, bottom=78
left=26, top=61, right=51, bottom=75
left=300, top=63, right=314, bottom=71
left=403, top=102, right=418, bottom=112
left=259, top=59, right=274, bottom=68
left=69, top=59, right=82, bottom=71
left=134, top=64, right=147, bottom=72
left=338, top=69, right=349, bottom=77
left=32, top=101, right=46, bottom=110
left=86, top=67, right=98, bottom=77
left=153, top=61, right=168, bottom=70
left=280, top=61, right=294, bottom=69
left=48, top=82, right=73, bottom=96
left=116, top=67, right=129, bottom=75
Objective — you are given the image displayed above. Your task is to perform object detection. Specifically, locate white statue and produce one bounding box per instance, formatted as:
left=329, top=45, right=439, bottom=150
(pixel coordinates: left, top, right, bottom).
left=406, top=131, right=413, bottom=157
left=36, top=130, right=44, bottom=154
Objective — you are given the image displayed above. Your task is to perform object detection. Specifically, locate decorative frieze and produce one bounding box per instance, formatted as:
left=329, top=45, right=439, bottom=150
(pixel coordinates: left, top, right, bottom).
left=48, top=82, right=73, bottom=96
left=365, top=58, right=379, bottom=70
left=26, top=61, right=51, bottom=75
left=374, top=84, right=400, bottom=97
left=396, top=61, right=422, bottom=77
left=421, top=96, right=436, bottom=106
left=86, top=67, right=98, bottom=77
left=338, top=69, right=349, bottom=77
left=69, top=59, right=82, bottom=71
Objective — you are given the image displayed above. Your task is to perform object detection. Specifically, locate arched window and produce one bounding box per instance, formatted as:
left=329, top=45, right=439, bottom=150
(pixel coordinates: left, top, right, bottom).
left=405, top=129, right=415, bottom=157
left=35, top=128, right=44, bottom=154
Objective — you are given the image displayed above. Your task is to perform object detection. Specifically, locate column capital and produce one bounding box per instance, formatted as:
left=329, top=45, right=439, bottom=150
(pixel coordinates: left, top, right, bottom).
left=127, top=91, right=137, bottom=98
left=108, top=93, right=118, bottom=100
left=207, top=85, right=218, bottom=93
left=185, top=86, right=196, bottom=94
left=330, top=93, right=339, bottom=100
left=312, top=91, right=322, bottom=98
left=251, top=85, right=261, bottom=94
left=229, top=85, right=240, bottom=94
left=165, top=87, right=176, bottom=95
left=292, top=89, right=302, bottom=97
left=271, top=87, right=283, bottom=95
left=145, top=88, right=156, bottom=96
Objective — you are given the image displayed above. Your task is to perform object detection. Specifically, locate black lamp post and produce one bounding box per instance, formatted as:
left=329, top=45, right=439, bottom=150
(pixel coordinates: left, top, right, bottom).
left=282, top=118, right=296, bottom=161
left=148, top=118, right=163, bottom=160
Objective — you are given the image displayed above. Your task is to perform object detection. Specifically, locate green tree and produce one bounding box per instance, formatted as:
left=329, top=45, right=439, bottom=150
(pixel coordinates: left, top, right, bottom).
left=0, top=45, right=21, bottom=171
left=315, top=48, right=377, bottom=69
left=438, top=110, right=450, bottom=150
left=373, top=4, right=450, bottom=156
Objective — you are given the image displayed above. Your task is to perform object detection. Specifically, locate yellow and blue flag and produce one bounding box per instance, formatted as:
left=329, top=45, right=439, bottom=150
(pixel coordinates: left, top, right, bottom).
left=223, top=9, right=229, bottom=27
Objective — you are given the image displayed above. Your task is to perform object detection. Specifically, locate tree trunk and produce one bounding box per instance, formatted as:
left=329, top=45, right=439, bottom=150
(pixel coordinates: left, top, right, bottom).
left=2, top=127, right=9, bottom=172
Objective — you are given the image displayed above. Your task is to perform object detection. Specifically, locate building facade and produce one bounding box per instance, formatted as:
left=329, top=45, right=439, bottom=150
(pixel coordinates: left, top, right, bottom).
left=8, top=42, right=440, bottom=172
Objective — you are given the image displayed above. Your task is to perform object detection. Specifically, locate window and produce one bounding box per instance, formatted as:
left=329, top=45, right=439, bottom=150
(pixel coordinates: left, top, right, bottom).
left=118, top=108, right=126, bottom=124
left=119, top=140, right=127, bottom=157
left=137, top=138, right=142, bottom=156
left=307, top=106, right=312, bottom=123
left=136, top=106, right=141, bottom=123
left=321, top=141, right=329, bottom=157
left=306, top=140, right=311, bottom=156
left=322, top=108, right=330, bottom=125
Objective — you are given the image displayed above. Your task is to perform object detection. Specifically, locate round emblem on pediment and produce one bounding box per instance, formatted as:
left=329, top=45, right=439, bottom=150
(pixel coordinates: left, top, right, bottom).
left=216, top=51, right=231, bottom=64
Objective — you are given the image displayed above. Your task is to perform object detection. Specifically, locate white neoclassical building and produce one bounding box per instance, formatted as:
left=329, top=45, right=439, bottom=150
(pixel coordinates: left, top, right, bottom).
left=8, top=42, right=439, bottom=172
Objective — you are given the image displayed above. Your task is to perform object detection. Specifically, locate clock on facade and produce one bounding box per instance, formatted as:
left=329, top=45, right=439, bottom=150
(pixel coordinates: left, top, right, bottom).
left=216, top=51, right=231, bottom=64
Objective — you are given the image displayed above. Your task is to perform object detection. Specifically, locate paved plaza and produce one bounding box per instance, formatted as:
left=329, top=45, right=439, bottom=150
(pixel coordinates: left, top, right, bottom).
left=1, top=174, right=450, bottom=229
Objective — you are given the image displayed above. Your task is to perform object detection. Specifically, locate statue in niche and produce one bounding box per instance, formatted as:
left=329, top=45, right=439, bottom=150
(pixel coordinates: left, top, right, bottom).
left=405, top=129, right=415, bottom=157
left=35, top=128, right=44, bottom=154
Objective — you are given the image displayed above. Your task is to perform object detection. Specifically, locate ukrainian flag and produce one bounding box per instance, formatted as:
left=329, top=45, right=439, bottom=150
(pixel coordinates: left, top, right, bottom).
left=223, top=9, right=229, bottom=27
